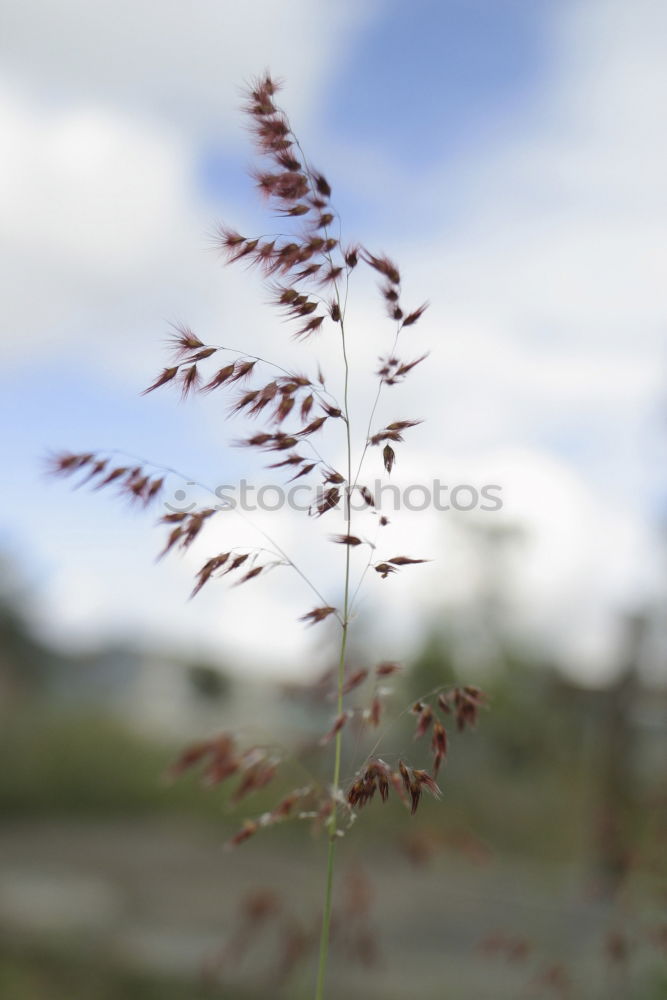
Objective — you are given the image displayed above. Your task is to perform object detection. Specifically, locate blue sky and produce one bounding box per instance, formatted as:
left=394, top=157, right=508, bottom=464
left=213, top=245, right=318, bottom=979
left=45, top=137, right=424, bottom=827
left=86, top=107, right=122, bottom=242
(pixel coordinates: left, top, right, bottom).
left=327, top=0, right=556, bottom=163
left=198, top=1, right=559, bottom=235
left=1, top=0, right=665, bottom=679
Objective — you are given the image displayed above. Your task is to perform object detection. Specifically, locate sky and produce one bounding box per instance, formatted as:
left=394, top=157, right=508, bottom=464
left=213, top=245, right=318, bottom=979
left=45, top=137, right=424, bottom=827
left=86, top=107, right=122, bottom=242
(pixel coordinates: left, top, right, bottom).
left=1, top=0, right=666, bottom=682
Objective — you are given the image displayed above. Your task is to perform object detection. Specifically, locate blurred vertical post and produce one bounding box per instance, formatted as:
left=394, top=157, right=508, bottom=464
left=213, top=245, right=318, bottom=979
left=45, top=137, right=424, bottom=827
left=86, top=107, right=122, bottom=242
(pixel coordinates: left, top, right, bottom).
left=593, top=613, right=644, bottom=898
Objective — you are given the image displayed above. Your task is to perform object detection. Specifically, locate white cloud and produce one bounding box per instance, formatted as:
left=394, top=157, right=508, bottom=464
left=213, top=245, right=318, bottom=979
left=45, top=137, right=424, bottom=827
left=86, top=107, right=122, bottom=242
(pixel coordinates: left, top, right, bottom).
left=0, top=0, right=378, bottom=362
left=0, top=0, right=375, bottom=135
left=370, top=0, right=667, bottom=672
left=0, top=88, right=198, bottom=358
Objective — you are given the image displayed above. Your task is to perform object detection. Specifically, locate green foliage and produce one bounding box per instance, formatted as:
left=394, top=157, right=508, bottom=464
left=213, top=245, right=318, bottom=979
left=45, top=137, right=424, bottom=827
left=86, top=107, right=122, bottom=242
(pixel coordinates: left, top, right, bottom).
left=0, top=709, right=221, bottom=821
left=0, top=939, right=241, bottom=1000
left=188, top=663, right=231, bottom=702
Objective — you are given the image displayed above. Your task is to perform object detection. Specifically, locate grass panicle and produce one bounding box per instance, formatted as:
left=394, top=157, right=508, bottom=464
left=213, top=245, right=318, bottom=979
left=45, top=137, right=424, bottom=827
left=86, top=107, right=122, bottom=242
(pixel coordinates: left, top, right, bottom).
left=48, top=71, right=486, bottom=1000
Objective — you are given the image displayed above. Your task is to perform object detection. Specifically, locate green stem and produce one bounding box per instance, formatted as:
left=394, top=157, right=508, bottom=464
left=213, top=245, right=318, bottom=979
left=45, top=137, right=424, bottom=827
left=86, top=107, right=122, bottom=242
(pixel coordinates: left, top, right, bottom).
left=314, top=301, right=352, bottom=1000
left=288, top=123, right=353, bottom=999
left=314, top=617, right=348, bottom=1000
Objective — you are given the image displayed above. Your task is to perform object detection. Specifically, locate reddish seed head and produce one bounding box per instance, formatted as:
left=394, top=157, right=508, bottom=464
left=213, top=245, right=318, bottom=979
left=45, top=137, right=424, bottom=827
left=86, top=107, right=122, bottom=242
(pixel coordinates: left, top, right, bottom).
left=414, top=704, right=434, bottom=739
left=236, top=564, right=264, bottom=586
left=402, top=302, right=430, bottom=327
left=332, top=534, right=362, bottom=546
left=168, top=324, right=204, bottom=358
left=376, top=661, right=400, bottom=676
left=361, top=250, right=401, bottom=285
left=228, top=820, right=259, bottom=848
left=319, top=265, right=343, bottom=287
left=398, top=760, right=411, bottom=788
left=168, top=741, right=210, bottom=777
left=273, top=394, right=295, bottom=424
left=414, top=769, right=442, bottom=800
left=450, top=686, right=486, bottom=731
left=168, top=732, right=237, bottom=783
left=314, top=172, right=332, bottom=198
left=437, top=692, right=452, bottom=714
left=277, top=203, right=310, bottom=217
left=320, top=711, right=351, bottom=745
left=342, top=669, right=369, bottom=694
left=387, top=420, right=422, bottom=432
left=299, top=606, right=337, bottom=626
left=358, top=486, right=374, bottom=507
left=294, top=315, right=324, bottom=340
left=275, top=151, right=301, bottom=171
left=299, top=415, right=327, bottom=436
left=191, top=552, right=231, bottom=597
left=312, top=487, right=341, bottom=516
left=287, top=462, right=316, bottom=483
left=229, top=360, right=257, bottom=382
left=244, top=72, right=281, bottom=107
left=202, top=363, right=236, bottom=392
left=179, top=364, right=200, bottom=399
left=300, top=394, right=314, bottom=421
left=232, top=754, right=278, bottom=803
left=142, top=366, right=180, bottom=395
left=225, top=553, right=250, bottom=574
left=158, top=525, right=183, bottom=559
left=395, top=353, right=428, bottom=377
left=269, top=790, right=306, bottom=822
left=347, top=758, right=391, bottom=810
left=293, top=262, right=321, bottom=281
left=369, top=696, right=382, bottom=727
left=218, top=226, right=245, bottom=248
left=231, top=389, right=259, bottom=416
left=47, top=451, right=92, bottom=477
left=189, top=347, right=217, bottom=362
left=387, top=555, right=428, bottom=566
left=77, top=458, right=108, bottom=486
left=269, top=452, right=305, bottom=468
left=431, top=721, right=448, bottom=776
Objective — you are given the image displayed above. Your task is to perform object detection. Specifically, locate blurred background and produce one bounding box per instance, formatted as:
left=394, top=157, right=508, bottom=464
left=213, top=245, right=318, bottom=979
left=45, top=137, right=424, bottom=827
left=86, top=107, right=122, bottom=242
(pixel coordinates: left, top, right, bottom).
left=1, top=0, right=666, bottom=997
